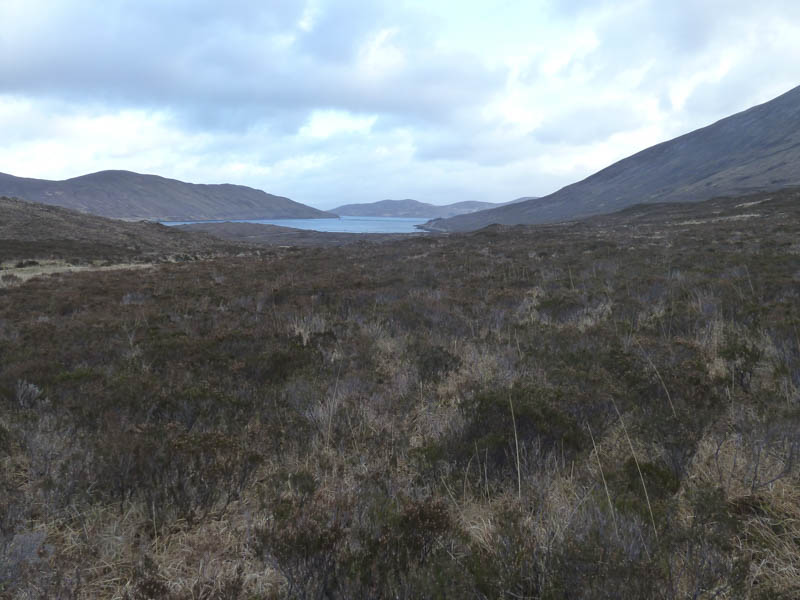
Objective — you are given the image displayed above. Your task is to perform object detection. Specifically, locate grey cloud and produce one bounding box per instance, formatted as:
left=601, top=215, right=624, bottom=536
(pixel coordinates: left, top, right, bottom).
left=529, top=0, right=800, bottom=129
left=294, top=0, right=396, bottom=62
left=3, top=0, right=800, bottom=208
left=415, top=131, right=534, bottom=166
left=545, top=0, right=613, bottom=19
left=684, top=70, right=800, bottom=126
left=0, top=0, right=501, bottom=134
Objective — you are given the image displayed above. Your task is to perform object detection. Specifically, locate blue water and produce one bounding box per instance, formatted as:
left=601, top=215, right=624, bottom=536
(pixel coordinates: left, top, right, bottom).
left=161, top=215, right=428, bottom=234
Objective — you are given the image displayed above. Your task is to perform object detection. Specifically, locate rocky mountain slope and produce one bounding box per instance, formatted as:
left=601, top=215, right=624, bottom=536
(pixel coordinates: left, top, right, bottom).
left=422, top=84, right=800, bottom=231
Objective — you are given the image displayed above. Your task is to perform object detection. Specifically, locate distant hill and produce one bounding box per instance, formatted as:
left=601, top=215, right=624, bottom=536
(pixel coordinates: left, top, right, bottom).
left=177, top=221, right=421, bottom=247
left=422, top=84, right=800, bottom=231
left=0, top=170, right=335, bottom=221
left=0, top=196, right=244, bottom=262
left=331, top=198, right=503, bottom=218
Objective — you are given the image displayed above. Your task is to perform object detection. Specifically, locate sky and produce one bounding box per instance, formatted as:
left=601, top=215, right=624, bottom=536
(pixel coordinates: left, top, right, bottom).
left=1, top=1, right=799, bottom=210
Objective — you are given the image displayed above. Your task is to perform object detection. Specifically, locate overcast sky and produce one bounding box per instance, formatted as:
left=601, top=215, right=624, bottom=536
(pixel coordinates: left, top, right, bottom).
left=1, top=1, right=799, bottom=209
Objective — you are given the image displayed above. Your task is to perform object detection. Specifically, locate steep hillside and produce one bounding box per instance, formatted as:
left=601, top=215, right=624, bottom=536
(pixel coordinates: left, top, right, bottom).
left=0, top=170, right=335, bottom=221
left=331, top=198, right=501, bottom=217
left=423, top=84, right=800, bottom=231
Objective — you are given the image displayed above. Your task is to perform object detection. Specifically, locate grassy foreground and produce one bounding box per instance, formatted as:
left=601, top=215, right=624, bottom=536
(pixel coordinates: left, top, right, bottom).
left=1, top=190, right=799, bottom=598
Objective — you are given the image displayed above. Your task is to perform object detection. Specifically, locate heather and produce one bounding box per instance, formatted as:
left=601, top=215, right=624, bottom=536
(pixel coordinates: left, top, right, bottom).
left=1, top=189, right=798, bottom=598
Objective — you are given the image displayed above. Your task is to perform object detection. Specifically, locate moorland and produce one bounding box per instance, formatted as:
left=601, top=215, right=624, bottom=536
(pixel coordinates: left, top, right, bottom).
left=1, top=187, right=798, bottom=598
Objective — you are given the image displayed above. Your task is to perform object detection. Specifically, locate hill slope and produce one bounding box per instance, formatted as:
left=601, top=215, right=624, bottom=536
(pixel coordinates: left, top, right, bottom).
left=423, top=84, right=800, bottom=231
left=0, top=170, right=335, bottom=221
left=0, top=196, right=244, bottom=262
left=331, top=198, right=501, bottom=218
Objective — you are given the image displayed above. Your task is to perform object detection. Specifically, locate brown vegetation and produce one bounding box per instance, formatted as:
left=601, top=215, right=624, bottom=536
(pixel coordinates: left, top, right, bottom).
left=1, top=189, right=798, bottom=598
left=176, top=221, right=424, bottom=248
left=0, top=196, right=250, bottom=267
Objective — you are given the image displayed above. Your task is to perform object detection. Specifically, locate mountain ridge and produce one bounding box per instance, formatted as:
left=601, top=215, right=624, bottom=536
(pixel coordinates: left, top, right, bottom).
left=330, top=198, right=504, bottom=218
left=0, top=169, right=335, bottom=221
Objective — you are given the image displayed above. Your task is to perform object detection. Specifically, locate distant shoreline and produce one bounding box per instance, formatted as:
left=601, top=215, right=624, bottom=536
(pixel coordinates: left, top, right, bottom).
left=161, top=215, right=429, bottom=234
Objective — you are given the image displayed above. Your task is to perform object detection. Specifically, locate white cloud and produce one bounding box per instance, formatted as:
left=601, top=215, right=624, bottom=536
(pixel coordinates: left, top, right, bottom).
left=299, top=110, right=377, bottom=139
left=0, top=99, right=194, bottom=178
left=357, top=28, right=407, bottom=78
left=1, top=0, right=799, bottom=207
left=297, top=0, right=320, bottom=32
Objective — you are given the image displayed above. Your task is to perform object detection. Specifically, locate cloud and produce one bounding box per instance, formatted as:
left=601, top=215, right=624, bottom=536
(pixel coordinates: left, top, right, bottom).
left=1, top=0, right=799, bottom=207
left=0, top=0, right=500, bottom=131
left=533, top=104, right=645, bottom=145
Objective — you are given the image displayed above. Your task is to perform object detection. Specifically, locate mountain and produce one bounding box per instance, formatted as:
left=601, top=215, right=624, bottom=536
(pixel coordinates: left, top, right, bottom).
left=331, top=198, right=502, bottom=218
left=421, top=84, right=800, bottom=232
left=0, top=170, right=335, bottom=221
left=506, top=196, right=539, bottom=204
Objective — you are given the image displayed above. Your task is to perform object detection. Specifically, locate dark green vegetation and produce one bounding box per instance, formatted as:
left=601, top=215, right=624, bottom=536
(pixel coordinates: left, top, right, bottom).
left=1, top=189, right=799, bottom=598
left=0, top=170, right=335, bottom=221
left=425, top=84, right=800, bottom=231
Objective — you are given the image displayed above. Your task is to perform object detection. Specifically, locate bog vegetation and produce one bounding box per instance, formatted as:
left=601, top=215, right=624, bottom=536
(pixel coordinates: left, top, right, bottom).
left=1, top=190, right=799, bottom=598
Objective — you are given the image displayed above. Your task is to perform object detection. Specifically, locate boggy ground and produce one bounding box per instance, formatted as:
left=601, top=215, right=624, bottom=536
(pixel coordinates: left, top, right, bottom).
left=1, top=189, right=799, bottom=598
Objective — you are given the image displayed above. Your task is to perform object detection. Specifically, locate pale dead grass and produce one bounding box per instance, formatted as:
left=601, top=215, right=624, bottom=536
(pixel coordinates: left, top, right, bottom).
left=0, top=260, right=154, bottom=287
left=585, top=417, right=661, bottom=469
left=373, top=329, right=411, bottom=385
left=575, top=299, right=613, bottom=332
left=288, top=313, right=329, bottom=346
left=39, top=503, right=144, bottom=598
left=677, top=213, right=762, bottom=226
left=29, top=498, right=282, bottom=599
left=530, top=470, right=586, bottom=549
left=435, top=341, right=516, bottom=406
left=686, top=424, right=800, bottom=598
left=735, top=200, right=766, bottom=208
left=455, top=501, right=497, bottom=553
left=513, top=285, right=612, bottom=332
left=151, top=501, right=283, bottom=600
left=407, top=388, right=464, bottom=449
left=696, top=315, right=726, bottom=379
left=739, top=485, right=800, bottom=597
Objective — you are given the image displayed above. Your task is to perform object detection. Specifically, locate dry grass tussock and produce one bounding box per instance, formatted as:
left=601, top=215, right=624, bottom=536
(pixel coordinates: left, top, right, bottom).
left=686, top=413, right=800, bottom=597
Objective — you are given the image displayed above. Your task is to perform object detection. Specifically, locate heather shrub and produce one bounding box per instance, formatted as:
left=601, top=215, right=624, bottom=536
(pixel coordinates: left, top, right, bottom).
left=0, top=189, right=798, bottom=597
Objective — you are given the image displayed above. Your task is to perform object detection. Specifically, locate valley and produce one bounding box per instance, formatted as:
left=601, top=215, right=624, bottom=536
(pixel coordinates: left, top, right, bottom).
left=4, top=3, right=800, bottom=597
left=2, top=188, right=798, bottom=597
